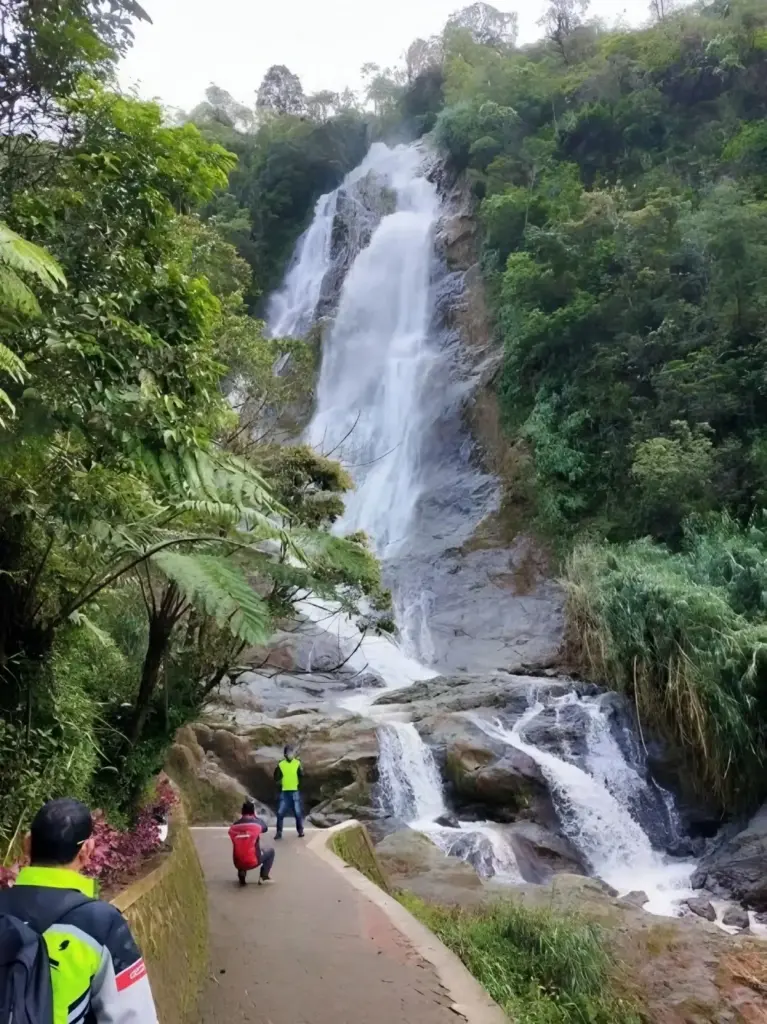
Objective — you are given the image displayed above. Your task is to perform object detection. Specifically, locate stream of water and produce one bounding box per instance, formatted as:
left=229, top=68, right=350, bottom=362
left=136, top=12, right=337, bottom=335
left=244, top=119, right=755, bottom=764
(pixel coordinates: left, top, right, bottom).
left=266, top=140, right=695, bottom=915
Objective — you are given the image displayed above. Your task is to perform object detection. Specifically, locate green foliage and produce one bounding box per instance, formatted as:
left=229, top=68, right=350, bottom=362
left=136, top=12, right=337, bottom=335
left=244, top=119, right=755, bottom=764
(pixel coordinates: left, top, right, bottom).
left=0, top=221, right=66, bottom=421
left=565, top=517, right=767, bottom=812
left=400, top=894, right=641, bottom=1024
left=0, top=3, right=386, bottom=837
left=152, top=552, right=270, bottom=646
left=433, top=0, right=767, bottom=548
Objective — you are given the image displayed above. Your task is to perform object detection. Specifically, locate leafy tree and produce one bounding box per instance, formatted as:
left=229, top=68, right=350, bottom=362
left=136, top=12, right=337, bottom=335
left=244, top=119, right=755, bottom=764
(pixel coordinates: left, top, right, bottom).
left=649, top=0, right=678, bottom=22
left=0, top=0, right=150, bottom=202
left=0, top=222, right=66, bottom=422
left=256, top=65, right=306, bottom=117
left=445, top=3, right=518, bottom=49
left=306, top=90, right=340, bottom=122
left=538, top=0, right=591, bottom=63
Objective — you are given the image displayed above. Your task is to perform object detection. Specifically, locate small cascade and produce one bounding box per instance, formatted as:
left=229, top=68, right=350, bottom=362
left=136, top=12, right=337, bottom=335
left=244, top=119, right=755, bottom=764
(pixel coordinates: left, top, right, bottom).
left=473, top=700, right=695, bottom=915
left=377, top=722, right=446, bottom=823
left=267, top=191, right=338, bottom=339
left=376, top=719, right=522, bottom=881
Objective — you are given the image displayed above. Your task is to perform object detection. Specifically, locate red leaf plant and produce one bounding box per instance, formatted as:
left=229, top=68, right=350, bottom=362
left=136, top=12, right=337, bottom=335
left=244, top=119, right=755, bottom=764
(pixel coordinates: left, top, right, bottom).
left=0, top=779, right=177, bottom=891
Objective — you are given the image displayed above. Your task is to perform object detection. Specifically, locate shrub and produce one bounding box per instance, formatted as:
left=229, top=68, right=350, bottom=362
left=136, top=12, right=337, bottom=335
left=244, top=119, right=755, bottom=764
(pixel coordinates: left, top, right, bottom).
left=565, top=515, right=767, bottom=812
left=86, top=778, right=177, bottom=889
left=400, top=895, right=641, bottom=1024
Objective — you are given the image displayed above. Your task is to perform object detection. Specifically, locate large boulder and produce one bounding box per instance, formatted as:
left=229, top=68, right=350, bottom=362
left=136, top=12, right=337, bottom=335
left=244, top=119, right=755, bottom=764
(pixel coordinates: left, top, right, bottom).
left=167, top=726, right=272, bottom=824
left=693, top=803, right=767, bottom=909
left=373, top=672, right=567, bottom=717
left=418, top=712, right=558, bottom=827
left=502, top=822, right=587, bottom=883
left=186, top=711, right=379, bottom=821
left=375, top=828, right=488, bottom=906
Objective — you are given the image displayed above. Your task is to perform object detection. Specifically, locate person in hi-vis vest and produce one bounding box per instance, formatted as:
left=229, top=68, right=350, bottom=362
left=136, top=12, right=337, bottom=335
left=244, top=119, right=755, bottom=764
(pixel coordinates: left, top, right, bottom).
left=273, top=744, right=305, bottom=838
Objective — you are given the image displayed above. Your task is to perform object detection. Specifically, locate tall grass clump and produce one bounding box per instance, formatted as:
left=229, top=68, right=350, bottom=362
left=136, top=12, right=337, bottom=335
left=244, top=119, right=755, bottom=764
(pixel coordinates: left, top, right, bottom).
left=565, top=514, right=767, bottom=813
left=400, top=895, right=641, bottom=1024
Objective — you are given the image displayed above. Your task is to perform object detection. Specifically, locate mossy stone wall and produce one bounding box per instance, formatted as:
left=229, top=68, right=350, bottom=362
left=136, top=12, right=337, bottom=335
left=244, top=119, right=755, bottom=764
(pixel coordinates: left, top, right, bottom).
left=112, top=805, right=207, bottom=1024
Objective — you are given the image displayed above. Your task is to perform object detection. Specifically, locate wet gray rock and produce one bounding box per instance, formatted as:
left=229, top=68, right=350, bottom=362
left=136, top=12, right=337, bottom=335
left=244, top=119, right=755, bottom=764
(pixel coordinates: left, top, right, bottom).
left=692, top=802, right=767, bottom=909
left=375, top=828, right=488, bottom=906
left=722, top=906, right=749, bottom=930
left=419, top=711, right=557, bottom=827
left=522, top=702, right=591, bottom=760
left=373, top=672, right=566, bottom=716
left=621, top=890, right=650, bottom=909
left=434, top=813, right=461, bottom=829
left=686, top=897, right=716, bottom=922
left=503, top=822, right=587, bottom=883
left=443, top=832, right=499, bottom=878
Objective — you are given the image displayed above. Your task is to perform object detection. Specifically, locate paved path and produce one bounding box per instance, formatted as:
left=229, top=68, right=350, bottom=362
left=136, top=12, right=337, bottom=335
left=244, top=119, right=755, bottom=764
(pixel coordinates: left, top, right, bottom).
left=194, top=828, right=461, bottom=1024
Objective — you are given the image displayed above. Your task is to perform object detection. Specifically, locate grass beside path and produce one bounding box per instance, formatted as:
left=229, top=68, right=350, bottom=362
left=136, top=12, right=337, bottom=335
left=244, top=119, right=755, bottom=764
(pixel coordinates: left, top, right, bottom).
left=399, top=894, right=642, bottom=1024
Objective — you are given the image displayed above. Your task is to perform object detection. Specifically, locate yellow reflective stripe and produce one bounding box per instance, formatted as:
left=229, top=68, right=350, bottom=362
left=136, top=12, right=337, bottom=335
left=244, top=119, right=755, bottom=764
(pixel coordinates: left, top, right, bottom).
left=279, top=758, right=301, bottom=791
left=44, top=930, right=100, bottom=1024
left=15, top=867, right=95, bottom=896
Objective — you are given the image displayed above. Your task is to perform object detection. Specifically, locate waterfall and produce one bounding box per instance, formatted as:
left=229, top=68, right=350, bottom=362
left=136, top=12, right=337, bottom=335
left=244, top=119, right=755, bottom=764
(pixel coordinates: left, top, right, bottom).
left=376, top=720, right=523, bottom=882
left=263, top=139, right=690, bottom=908
left=306, top=144, right=440, bottom=555
left=473, top=699, right=694, bottom=915
left=377, top=722, right=446, bottom=822
left=267, top=191, right=338, bottom=339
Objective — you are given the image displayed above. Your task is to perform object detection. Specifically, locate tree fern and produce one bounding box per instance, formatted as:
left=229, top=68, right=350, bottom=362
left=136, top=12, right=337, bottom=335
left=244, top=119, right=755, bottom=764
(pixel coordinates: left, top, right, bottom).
left=0, top=340, right=26, bottom=423
left=0, top=222, right=67, bottom=294
left=152, top=550, right=270, bottom=645
left=0, top=222, right=66, bottom=423
left=139, top=446, right=289, bottom=536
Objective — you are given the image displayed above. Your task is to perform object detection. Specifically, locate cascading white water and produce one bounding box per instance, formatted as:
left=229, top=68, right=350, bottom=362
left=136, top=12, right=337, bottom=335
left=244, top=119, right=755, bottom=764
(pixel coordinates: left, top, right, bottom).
left=377, top=722, right=447, bottom=822
left=473, top=700, right=695, bottom=915
left=267, top=191, right=339, bottom=339
left=376, top=720, right=523, bottom=882
left=306, top=144, right=440, bottom=555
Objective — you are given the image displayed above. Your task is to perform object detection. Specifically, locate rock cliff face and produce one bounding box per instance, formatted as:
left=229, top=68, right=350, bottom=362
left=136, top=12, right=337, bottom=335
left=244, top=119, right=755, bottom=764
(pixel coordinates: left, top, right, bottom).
left=416, top=170, right=565, bottom=674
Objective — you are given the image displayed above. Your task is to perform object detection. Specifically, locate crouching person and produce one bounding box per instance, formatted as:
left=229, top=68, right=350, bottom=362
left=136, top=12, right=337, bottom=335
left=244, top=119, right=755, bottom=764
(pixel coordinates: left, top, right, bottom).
left=228, top=801, right=275, bottom=885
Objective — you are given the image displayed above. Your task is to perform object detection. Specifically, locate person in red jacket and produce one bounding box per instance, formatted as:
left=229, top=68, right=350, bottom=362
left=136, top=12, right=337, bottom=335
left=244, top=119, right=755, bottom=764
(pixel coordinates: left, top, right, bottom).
left=228, top=801, right=275, bottom=886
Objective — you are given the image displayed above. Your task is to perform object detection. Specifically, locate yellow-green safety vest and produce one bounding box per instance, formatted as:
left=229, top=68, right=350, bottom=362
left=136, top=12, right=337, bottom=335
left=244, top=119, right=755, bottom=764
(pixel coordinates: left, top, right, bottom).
left=279, top=758, right=301, bottom=791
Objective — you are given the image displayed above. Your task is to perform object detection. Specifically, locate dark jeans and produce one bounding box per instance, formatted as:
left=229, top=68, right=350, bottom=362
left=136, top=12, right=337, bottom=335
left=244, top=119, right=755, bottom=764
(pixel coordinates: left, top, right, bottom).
left=258, top=846, right=275, bottom=879
left=276, top=791, right=304, bottom=836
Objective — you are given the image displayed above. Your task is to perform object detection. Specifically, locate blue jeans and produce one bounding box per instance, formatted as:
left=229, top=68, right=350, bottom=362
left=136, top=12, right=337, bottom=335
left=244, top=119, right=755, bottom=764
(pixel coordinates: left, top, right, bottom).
left=276, top=791, right=304, bottom=836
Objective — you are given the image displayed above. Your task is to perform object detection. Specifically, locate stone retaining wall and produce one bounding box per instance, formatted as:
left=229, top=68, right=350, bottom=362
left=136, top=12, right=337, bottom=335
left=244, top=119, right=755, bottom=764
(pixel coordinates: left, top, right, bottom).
left=112, top=805, right=207, bottom=1024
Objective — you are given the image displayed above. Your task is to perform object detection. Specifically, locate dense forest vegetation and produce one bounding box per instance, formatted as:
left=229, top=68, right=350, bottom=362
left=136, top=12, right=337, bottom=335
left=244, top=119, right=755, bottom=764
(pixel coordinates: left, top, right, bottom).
left=3, top=0, right=767, bottom=853
left=0, top=0, right=387, bottom=850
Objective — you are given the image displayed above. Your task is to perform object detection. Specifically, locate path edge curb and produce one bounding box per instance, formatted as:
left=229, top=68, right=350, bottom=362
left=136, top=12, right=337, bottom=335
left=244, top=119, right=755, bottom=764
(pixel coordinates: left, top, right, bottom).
left=308, top=821, right=508, bottom=1024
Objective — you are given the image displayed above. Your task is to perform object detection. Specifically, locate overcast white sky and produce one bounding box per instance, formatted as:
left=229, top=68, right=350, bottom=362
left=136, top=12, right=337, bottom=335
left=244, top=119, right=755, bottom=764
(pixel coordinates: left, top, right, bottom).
left=119, top=0, right=659, bottom=112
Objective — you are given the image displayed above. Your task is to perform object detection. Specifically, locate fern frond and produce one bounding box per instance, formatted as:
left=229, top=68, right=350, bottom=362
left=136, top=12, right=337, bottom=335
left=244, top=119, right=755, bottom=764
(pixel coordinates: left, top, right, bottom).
left=0, top=222, right=66, bottom=292
left=0, top=266, right=41, bottom=320
left=294, top=529, right=382, bottom=591
left=0, top=341, right=25, bottom=382
left=152, top=550, right=270, bottom=645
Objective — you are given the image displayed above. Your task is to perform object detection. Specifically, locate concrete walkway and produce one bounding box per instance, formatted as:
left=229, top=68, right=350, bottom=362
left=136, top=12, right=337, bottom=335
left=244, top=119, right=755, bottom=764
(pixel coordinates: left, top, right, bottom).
left=193, top=828, right=463, bottom=1024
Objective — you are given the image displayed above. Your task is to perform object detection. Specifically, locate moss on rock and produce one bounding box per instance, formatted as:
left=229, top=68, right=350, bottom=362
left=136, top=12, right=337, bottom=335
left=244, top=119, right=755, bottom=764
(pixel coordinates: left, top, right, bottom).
left=112, top=805, right=207, bottom=1024
left=329, top=823, right=391, bottom=893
